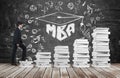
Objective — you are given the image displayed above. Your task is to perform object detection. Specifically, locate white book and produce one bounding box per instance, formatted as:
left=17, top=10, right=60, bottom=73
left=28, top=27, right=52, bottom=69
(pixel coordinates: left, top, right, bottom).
left=73, top=53, right=89, bottom=56
left=92, top=58, right=110, bottom=61
left=54, top=54, right=69, bottom=56
left=37, top=52, right=51, bottom=55
left=74, top=42, right=89, bottom=44
left=36, top=64, right=51, bottom=67
left=74, top=57, right=90, bottom=60
left=92, top=63, right=110, bottom=67
left=55, top=46, right=68, bottom=48
left=74, top=45, right=88, bottom=48
left=74, top=53, right=89, bottom=56
left=92, top=32, right=110, bottom=36
left=35, top=55, right=51, bottom=57
left=74, top=51, right=89, bottom=54
left=73, top=55, right=89, bottom=58
left=93, top=27, right=109, bottom=30
left=94, top=38, right=109, bottom=41
left=54, top=59, right=69, bottom=62
left=74, top=46, right=88, bottom=49
left=92, top=42, right=109, bottom=46
left=54, top=55, right=69, bottom=58
left=54, top=49, right=69, bottom=52
left=73, top=64, right=90, bottom=67
left=36, top=56, right=51, bottom=59
left=54, top=62, right=69, bottom=64
left=93, top=46, right=109, bottom=51
left=73, top=59, right=89, bottom=62
left=74, top=44, right=88, bottom=46
left=74, top=39, right=88, bottom=42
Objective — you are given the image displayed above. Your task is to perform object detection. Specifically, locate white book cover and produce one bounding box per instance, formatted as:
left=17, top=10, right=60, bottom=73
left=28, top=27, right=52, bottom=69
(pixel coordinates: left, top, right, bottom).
left=73, top=44, right=88, bottom=47
left=54, top=55, right=69, bottom=58
left=93, top=38, right=109, bottom=41
left=92, top=42, right=109, bottom=46
left=54, top=59, right=69, bottom=62
left=54, top=54, right=69, bottom=56
left=36, top=52, right=51, bottom=55
left=55, top=46, right=68, bottom=48
left=54, top=52, right=69, bottom=54
left=74, top=45, right=88, bottom=48
left=73, top=59, right=89, bottom=62
left=92, top=58, right=110, bottom=61
left=54, top=49, right=69, bottom=52
left=73, top=54, right=89, bottom=58
left=74, top=39, right=88, bottom=42
left=36, top=56, right=51, bottom=59
left=74, top=41, right=89, bottom=44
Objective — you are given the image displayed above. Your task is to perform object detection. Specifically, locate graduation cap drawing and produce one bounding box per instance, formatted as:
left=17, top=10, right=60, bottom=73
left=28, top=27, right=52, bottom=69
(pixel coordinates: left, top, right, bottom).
left=36, top=12, right=84, bottom=25
left=35, top=12, right=84, bottom=41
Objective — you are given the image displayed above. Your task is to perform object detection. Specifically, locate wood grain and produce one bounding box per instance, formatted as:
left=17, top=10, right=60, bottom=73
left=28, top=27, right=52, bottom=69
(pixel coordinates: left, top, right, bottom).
left=0, top=63, right=119, bottom=78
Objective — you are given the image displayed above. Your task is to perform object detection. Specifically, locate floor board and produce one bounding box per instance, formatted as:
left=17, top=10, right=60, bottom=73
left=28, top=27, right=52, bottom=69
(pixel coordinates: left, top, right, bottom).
left=0, top=63, right=119, bottom=78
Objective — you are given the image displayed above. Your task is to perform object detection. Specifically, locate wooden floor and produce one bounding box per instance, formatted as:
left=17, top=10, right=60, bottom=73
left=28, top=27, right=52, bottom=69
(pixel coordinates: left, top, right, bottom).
left=0, top=63, right=120, bottom=78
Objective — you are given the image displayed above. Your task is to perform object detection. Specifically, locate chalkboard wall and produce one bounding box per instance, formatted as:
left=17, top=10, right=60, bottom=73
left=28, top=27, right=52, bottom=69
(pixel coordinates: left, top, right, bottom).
left=0, top=0, right=120, bottom=63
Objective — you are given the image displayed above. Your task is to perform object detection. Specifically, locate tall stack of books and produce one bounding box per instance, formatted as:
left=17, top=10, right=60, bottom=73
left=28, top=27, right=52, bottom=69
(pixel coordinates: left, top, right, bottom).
left=92, top=27, right=110, bottom=67
left=34, top=52, right=51, bottom=67
left=54, top=46, right=70, bottom=67
left=73, top=39, right=90, bottom=67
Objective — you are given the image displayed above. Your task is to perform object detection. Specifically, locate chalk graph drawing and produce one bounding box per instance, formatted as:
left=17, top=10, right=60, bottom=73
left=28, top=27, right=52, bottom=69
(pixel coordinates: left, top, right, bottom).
left=12, top=0, right=103, bottom=61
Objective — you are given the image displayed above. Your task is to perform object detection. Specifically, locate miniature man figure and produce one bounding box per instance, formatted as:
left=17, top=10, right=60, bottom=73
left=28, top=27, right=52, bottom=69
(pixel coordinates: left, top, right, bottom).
left=11, top=22, right=26, bottom=65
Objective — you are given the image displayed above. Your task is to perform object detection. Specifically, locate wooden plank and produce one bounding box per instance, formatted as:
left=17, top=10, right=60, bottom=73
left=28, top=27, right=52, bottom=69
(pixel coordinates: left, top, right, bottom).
left=66, top=67, right=78, bottom=78
left=73, top=67, right=88, bottom=78
left=0, top=66, right=20, bottom=78
left=0, top=64, right=11, bottom=71
left=52, top=67, right=60, bottom=78
left=0, top=65, right=15, bottom=75
left=15, top=67, right=33, bottom=78
left=6, top=67, right=26, bottom=78
left=81, top=68, right=97, bottom=78
left=43, top=67, right=52, bottom=78
left=60, top=67, right=69, bottom=78
left=33, top=67, right=46, bottom=78
left=87, top=67, right=106, bottom=78
left=94, top=67, right=114, bottom=78
left=0, top=63, right=8, bottom=67
left=1, top=63, right=120, bottom=78
left=25, top=67, right=39, bottom=78
left=113, top=63, right=120, bottom=68
left=111, top=64, right=120, bottom=70
left=101, top=67, right=120, bottom=78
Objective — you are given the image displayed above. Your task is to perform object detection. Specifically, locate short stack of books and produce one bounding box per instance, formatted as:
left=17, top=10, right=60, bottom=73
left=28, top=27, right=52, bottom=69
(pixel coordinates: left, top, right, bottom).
left=73, top=39, right=90, bottom=67
left=54, top=46, right=70, bottom=67
left=19, top=60, right=33, bottom=67
left=92, top=27, right=110, bottom=67
left=34, top=52, right=51, bottom=67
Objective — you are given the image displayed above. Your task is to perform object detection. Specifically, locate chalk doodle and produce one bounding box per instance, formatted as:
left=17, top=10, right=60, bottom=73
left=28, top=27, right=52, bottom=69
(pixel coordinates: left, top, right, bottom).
left=9, top=0, right=103, bottom=61
left=29, top=5, right=37, bottom=12
left=67, top=2, right=74, bottom=10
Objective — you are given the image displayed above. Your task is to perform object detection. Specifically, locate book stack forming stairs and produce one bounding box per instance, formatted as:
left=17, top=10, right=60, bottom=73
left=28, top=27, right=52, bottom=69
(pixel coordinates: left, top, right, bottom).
left=73, top=39, right=90, bottom=67
left=54, top=46, right=70, bottom=67
left=92, top=27, right=110, bottom=67
left=34, top=51, right=51, bottom=67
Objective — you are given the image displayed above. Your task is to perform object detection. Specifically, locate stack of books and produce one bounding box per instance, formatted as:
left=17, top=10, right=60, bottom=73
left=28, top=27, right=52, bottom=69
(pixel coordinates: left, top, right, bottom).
left=54, top=46, right=70, bottom=67
left=73, top=39, right=90, bottom=67
left=19, top=60, right=33, bottom=67
left=34, top=52, right=51, bottom=67
left=92, top=27, right=110, bottom=67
